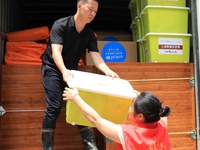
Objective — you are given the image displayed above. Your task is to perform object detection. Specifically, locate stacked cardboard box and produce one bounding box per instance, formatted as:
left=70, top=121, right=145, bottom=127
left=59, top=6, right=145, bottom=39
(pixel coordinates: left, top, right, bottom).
left=86, top=31, right=137, bottom=65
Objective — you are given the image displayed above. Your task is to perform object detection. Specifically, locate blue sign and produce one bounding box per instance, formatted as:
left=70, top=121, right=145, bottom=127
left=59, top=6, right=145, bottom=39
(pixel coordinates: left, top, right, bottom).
left=101, top=42, right=126, bottom=62
left=102, top=36, right=118, bottom=41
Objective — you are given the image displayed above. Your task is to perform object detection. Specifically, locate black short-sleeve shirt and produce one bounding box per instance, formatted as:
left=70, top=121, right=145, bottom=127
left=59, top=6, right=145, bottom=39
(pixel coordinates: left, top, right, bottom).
left=41, top=15, right=99, bottom=70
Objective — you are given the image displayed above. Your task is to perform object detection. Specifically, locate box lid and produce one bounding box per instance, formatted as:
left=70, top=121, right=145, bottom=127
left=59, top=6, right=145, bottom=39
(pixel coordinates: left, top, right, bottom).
left=67, top=70, right=137, bottom=100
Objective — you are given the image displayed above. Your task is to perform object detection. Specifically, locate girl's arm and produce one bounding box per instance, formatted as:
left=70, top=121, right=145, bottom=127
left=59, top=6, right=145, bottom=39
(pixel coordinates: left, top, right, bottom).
left=161, top=117, right=168, bottom=127
left=63, top=87, right=121, bottom=143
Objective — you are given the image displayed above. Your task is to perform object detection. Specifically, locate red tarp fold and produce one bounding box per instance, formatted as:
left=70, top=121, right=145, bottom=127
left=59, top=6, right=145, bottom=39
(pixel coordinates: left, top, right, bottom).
left=5, top=42, right=46, bottom=65
left=5, top=26, right=85, bottom=66
left=6, top=26, right=50, bottom=42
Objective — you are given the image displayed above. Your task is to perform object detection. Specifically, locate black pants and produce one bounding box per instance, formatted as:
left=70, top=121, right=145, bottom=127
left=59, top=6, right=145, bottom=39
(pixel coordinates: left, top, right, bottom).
left=41, top=64, right=97, bottom=149
left=41, top=64, right=88, bottom=128
left=41, top=64, right=65, bottom=129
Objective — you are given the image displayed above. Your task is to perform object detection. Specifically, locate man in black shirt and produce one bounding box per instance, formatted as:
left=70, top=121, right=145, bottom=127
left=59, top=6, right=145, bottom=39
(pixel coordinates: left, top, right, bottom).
left=41, top=0, right=119, bottom=149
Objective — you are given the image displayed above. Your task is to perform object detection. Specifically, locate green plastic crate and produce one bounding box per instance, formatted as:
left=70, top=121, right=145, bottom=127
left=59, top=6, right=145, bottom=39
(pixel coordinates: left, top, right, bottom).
left=130, top=16, right=144, bottom=41
left=128, top=0, right=142, bottom=20
left=139, top=6, right=190, bottom=35
left=140, top=0, right=186, bottom=11
left=139, top=33, right=191, bottom=62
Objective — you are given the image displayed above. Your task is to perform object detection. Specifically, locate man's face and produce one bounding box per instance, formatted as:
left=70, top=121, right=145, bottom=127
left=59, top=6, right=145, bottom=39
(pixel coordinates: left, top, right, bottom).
left=78, top=0, right=98, bottom=24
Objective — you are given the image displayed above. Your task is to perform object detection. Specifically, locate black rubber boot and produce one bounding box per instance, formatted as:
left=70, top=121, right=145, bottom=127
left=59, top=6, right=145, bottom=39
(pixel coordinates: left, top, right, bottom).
left=78, top=126, right=98, bottom=150
left=41, top=129, right=54, bottom=150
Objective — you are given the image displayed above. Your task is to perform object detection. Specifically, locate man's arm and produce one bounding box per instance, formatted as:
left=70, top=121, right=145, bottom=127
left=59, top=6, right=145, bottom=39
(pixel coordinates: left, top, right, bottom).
left=90, top=51, right=119, bottom=78
left=51, top=44, right=73, bottom=82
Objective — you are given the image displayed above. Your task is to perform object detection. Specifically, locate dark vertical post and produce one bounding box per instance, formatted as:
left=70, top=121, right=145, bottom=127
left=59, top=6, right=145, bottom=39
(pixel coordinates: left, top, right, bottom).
left=0, top=28, right=6, bottom=138
left=191, top=0, right=200, bottom=148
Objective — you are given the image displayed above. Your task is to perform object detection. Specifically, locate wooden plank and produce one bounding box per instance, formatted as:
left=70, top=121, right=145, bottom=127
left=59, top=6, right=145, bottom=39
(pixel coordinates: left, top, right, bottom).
left=0, top=63, right=196, bottom=150
left=104, top=62, right=196, bottom=150
left=0, top=111, right=84, bottom=149
left=0, top=65, right=95, bottom=150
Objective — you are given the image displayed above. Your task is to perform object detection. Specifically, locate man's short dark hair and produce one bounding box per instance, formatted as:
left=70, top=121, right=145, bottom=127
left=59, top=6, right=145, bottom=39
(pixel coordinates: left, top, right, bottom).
left=77, top=0, right=100, bottom=4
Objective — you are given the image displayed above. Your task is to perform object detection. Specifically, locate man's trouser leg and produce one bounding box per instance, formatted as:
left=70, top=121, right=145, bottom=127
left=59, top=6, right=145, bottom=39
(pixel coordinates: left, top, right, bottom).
left=41, top=64, right=64, bottom=150
left=78, top=125, right=98, bottom=150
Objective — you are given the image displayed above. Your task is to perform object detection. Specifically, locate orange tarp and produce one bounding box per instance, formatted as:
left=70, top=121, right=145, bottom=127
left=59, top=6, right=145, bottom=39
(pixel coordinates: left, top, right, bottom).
left=5, top=26, right=85, bottom=66
left=5, top=42, right=46, bottom=65
left=6, top=26, right=50, bottom=42
left=5, top=41, right=85, bottom=66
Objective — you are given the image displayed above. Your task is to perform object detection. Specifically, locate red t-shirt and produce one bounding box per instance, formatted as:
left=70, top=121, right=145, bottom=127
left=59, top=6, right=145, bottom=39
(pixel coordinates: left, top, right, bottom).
left=119, top=120, right=171, bottom=150
left=116, top=143, right=123, bottom=150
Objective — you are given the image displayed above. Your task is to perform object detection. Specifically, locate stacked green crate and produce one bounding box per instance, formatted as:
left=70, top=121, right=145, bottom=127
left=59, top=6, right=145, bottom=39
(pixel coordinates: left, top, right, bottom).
left=128, top=0, right=143, bottom=62
left=128, top=0, right=141, bottom=42
left=129, top=16, right=144, bottom=62
left=140, top=0, right=186, bottom=10
left=129, top=0, right=192, bottom=62
left=128, top=0, right=141, bottom=21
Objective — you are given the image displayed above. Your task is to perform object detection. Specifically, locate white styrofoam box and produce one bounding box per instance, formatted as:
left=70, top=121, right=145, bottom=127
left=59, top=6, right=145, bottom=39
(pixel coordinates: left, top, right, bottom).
left=66, top=70, right=137, bottom=127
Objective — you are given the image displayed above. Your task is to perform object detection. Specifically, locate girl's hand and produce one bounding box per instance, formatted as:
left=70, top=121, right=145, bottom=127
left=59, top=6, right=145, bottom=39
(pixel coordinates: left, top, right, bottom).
left=63, top=87, right=79, bottom=101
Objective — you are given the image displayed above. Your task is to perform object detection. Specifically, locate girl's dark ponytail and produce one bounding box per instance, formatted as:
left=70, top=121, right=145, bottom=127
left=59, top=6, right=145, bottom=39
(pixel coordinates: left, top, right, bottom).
left=159, top=106, right=170, bottom=117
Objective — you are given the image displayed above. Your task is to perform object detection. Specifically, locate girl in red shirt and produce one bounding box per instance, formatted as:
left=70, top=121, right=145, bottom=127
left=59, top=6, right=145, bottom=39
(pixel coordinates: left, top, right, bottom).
left=63, top=88, right=171, bottom=150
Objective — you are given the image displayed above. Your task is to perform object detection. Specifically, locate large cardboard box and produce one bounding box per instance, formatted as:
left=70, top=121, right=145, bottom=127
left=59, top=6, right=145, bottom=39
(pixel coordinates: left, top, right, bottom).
left=94, top=30, right=133, bottom=41
left=66, top=70, right=137, bottom=127
left=86, top=41, right=137, bottom=65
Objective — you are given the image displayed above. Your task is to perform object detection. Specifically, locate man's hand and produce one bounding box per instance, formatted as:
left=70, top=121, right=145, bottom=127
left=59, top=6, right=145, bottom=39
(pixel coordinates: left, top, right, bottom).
left=62, top=69, right=74, bottom=82
left=105, top=69, right=119, bottom=79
